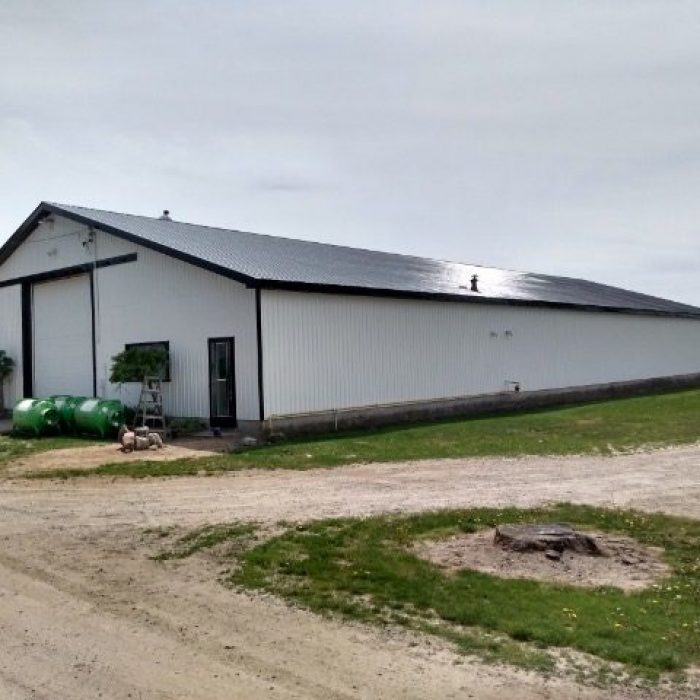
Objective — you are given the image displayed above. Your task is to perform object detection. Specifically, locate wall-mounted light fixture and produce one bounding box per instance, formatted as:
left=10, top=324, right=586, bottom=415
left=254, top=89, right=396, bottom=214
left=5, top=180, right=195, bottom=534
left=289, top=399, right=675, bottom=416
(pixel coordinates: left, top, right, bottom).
left=81, top=227, right=96, bottom=249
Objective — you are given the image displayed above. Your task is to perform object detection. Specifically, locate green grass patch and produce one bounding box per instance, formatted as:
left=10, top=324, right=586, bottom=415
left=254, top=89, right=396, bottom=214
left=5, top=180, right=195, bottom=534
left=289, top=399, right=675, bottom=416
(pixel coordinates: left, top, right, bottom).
left=151, top=522, right=257, bottom=560
left=26, top=388, right=700, bottom=479
left=0, top=434, right=104, bottom=469
left=229, top=505, right=700, bottom=678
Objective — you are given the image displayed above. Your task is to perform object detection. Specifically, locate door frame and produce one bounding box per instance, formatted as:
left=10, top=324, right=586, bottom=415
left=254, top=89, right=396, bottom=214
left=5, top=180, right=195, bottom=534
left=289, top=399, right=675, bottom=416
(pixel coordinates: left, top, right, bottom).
left=207, top=336, right=237, bottom=428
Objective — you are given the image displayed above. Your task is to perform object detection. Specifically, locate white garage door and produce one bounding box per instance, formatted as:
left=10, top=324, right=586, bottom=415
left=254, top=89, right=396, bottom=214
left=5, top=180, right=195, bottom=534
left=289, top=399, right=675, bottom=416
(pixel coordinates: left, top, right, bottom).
left=33, top=274, right=94, bottom=397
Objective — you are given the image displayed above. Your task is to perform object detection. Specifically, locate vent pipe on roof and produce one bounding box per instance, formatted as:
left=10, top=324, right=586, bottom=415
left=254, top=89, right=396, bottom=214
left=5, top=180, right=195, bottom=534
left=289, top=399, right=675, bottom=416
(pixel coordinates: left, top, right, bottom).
left=159, top=209, right=172, bottom=221
left=470, top=274, right=479, bottom=293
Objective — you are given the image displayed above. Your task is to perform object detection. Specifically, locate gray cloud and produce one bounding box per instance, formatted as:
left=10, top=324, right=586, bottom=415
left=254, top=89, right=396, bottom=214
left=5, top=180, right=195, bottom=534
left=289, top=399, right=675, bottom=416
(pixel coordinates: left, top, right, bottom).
left=1, top=0, right=699, bottom=304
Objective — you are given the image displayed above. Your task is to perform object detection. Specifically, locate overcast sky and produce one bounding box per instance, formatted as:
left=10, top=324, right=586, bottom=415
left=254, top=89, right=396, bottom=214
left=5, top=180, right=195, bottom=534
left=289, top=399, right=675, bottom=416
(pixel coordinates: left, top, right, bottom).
left=1, top=1, right=699, bottom=304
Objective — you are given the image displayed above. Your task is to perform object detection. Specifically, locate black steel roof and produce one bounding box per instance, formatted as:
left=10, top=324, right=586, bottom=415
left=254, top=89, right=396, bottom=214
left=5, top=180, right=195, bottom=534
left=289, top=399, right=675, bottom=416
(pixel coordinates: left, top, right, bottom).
left=3, top=201, right=700, bottom=318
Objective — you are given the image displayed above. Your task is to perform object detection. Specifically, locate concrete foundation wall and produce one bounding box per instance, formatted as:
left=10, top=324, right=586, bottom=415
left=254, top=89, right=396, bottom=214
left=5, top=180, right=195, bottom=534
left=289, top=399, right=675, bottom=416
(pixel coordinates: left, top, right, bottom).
left=262, top=371, right=700, bottom=436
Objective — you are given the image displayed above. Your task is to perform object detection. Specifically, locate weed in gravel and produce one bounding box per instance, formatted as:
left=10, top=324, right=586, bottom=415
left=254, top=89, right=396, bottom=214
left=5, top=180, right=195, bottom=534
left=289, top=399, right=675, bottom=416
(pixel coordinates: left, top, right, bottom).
left=151, top=523, right=257, bottom=560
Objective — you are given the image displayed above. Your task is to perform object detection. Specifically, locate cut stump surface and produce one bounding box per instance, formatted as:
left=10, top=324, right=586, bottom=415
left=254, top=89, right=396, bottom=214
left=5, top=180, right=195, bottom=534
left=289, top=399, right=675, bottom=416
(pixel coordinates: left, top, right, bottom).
left=494, top=523, right=606, bottom=556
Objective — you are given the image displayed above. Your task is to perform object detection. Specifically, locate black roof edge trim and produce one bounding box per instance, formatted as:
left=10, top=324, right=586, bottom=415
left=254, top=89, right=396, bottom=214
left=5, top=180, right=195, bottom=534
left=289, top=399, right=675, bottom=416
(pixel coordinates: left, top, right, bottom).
left=0, top=202, right=259, bottom=289
left=257, top=279, right=700, bottom=320
left=0, top=202, right=53, bottom=267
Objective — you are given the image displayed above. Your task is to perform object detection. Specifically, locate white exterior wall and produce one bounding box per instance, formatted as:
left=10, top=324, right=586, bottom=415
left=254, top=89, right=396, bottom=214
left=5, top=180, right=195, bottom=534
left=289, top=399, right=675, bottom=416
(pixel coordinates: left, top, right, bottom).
left=261, top=290, right=700, bottom=417
left=94, top=245, right=259, bottom=420
left=0, top=215, right=260, bottom=420
left=0, top=285, right=22, bottom=406
left=0, top=215, right=134, bottom=281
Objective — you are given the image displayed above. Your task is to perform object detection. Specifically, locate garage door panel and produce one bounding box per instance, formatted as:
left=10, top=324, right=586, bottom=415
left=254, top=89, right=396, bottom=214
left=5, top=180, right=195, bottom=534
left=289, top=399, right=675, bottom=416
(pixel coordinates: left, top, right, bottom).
left=33, top=275, right=93, bottom=397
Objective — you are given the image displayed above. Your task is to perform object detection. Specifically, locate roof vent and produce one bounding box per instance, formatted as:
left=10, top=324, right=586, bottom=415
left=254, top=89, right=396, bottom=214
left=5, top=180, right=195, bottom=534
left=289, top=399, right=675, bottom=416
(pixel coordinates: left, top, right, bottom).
left=159, top=209, right=172, bottom=221
left=470, top=274, right=479, bottom=293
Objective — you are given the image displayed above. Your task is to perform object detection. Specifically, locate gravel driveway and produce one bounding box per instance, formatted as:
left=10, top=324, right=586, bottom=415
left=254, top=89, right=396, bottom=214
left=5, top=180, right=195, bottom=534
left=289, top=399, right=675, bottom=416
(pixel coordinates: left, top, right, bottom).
left=1, top=445, right=698, bottom=699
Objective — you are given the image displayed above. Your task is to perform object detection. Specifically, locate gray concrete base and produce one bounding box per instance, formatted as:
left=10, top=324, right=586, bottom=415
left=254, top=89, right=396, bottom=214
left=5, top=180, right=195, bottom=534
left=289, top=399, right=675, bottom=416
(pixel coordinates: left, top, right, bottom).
left=261, top=371, right=700, bottom=436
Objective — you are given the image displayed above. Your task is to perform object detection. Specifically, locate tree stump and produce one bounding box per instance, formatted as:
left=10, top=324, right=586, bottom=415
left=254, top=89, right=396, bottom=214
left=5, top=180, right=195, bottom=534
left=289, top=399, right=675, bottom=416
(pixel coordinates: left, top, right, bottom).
left=494, top=523, right=606, bottom=557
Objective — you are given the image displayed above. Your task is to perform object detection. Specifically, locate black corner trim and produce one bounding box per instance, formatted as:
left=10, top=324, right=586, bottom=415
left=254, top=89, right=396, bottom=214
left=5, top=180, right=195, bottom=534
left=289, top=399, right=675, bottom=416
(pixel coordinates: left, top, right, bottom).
left=255, top=288, right=265, bottom=421
left=21, top=282, right=32, bottom=398
left=89, top=270, right=97, bottom=397
left=0, top=253, right=137, bottom=289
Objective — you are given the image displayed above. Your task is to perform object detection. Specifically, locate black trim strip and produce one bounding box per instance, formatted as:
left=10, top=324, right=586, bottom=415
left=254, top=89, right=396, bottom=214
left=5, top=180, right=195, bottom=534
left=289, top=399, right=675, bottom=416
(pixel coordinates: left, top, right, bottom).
left=21, top=283, right=32, bottom=398
left=255, top=288, right=265, bottom=421
left=89, top=270, right=97, bottom=396
left=0, top=253, right=137, bottom=289
left=256, top=279, right=700, bottom=320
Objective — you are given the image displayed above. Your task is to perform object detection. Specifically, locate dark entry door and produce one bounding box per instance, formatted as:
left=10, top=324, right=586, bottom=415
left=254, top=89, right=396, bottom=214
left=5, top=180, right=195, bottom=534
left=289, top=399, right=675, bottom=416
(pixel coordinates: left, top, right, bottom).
left=208, top=337, right=237, bottom=428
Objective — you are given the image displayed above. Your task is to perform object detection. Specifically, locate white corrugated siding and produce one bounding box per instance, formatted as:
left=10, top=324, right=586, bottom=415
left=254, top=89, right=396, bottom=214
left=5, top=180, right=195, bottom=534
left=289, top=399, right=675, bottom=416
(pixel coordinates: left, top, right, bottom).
left=0, top=285, right=22, bottom=406
left=0, top=215, right=133, bottom=282
left=94, top=244, right=259, bottom=420
left=0, top=215, right=259, bottom=420
left=33, top=274, right=94, bottom=397
left=261, top=290, right=700, bottom=417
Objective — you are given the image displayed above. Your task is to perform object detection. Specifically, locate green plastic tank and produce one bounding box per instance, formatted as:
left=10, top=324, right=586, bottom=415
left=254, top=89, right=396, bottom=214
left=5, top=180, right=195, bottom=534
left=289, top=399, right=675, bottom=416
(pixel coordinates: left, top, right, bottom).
left=74, top=398, right=125, bottom=437
left=50, top=395, right=87, bottom=432
left=13, top=398, right=60, bottom=436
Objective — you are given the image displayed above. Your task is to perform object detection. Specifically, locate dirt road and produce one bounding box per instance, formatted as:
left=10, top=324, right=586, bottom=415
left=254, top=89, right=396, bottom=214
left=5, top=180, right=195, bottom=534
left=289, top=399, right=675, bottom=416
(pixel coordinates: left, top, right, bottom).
left=1, top=445, right=699, bottom=699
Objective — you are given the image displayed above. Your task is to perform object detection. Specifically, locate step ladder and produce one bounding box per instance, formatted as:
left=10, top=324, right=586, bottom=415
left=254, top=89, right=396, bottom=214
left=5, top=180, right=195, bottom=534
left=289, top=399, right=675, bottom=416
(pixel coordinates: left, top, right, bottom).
left=135, top=375, right=168, bottom=437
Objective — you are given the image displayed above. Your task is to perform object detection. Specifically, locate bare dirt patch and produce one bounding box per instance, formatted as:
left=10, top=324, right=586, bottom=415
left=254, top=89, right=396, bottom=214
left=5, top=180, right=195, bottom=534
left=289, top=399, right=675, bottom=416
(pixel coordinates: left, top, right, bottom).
left=414, top=529, right=670, bottom=591
left=5, top=436, right=227, bottom=475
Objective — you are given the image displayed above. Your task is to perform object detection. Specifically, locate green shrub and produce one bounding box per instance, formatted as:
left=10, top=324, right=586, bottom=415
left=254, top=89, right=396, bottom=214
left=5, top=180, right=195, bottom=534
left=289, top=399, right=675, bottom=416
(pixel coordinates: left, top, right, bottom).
left=110, top=347, right=168, bottom=383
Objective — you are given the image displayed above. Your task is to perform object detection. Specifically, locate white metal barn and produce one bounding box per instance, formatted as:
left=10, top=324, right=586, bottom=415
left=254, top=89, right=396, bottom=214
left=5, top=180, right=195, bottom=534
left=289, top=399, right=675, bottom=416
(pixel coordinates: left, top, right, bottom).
left=1, top=202, right=699, bottom=432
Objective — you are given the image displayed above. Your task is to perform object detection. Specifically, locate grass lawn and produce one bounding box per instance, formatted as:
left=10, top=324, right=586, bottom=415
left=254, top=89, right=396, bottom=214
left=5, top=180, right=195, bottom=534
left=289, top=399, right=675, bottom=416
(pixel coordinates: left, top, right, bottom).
left=0, top=434, right=104, bottom=470
left=157, top=505, right=700, bottom=681
left=30, top=388, right=700, bottom=479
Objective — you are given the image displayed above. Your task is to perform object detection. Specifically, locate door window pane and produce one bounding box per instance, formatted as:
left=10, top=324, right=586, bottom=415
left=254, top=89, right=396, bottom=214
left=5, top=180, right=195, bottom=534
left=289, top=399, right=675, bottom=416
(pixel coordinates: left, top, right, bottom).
left=209, top=339, right=233, bottom=420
